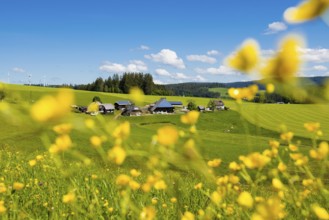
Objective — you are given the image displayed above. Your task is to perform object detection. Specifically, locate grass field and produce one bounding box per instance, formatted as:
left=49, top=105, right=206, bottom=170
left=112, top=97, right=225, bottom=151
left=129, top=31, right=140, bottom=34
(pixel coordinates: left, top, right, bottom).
left=0, top=84, right=328, bottom=219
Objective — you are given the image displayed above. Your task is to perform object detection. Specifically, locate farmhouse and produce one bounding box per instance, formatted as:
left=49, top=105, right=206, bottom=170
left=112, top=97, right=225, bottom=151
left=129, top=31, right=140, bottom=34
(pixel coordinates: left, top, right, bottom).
left=149, top=98, right=174, bottom=113
left=214, top=100, right=225, bottom=110
left=114, top=100, right=132, bottom=110
left=121, top=105, right=142, bottom=116
left=197, top=106, right=205, bottom=112
left=99, top=103, right=115, bottom=114
left=169, top=101, right=183, bottom=107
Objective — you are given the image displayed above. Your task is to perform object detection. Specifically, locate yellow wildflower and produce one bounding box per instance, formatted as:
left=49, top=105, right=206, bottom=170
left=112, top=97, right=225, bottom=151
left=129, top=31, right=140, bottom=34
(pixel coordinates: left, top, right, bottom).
left=13, top=182, right=24, bottom=190
left=310, top=141, right=328, bottom=160
left=116, top=174, right=131, bottom=186
left=53, top=123, right=72, bottom=134
left=36, top=155, right=44, bottom=161
left=0, top=201, right=6, bottom=214
left=261, top=36, right=303, bottom=82
left=129, top=180, right=140, bottom=191
left=108, top=146, right=126, bottom=165
left=207, top=158, right=222, bottom=167
left=90, top=135, right=103, bottom=148
left=229, top=161, right=241, bottom=171
left=194, top=182, right=202, bottom=190
left=227, top=39, right=260, bottom=73
left=289, top=144, right=298, bottom=151
left=237, top=191, right=254, bottom=209
left=229, top=174, right=240, bottom=184
left=284, top=0, right=329, bottom=23
left=130, top=169, right=141, bottom=177
left=312, top=204, right=329, bottom=220
left=304, top=122, right=320, bottom=132
left=157, top=126, right=178, bottom=146
left=170, top=197, right=177, bottom=203
left=29, top=159, right=37, bottom=167
left=239, top=152, right=270, bottom=169
left=266, top=83, right=275, bottom=93
left=151, top=198, right=158, bottom=205
left=182, top=211, right=195, bottom=220
left=210, top=191, right=222, bottom=205
left=302, top=179, right=314, bottom=187
left=91, top=174, right=98, bottom=180
left=228, top=84, right=259, bottom=101
left=49, top=134, right=72, bottom=153
left=278, top=162, right=287, bottom=172
left=181, top=111, right=200, bottom=125
left=272, top=178, right=284, bottom=190
left=30, top=88, right=74, bottom=122
left=280, top=131, right=294, bottom=142
left=154, top=180, right=167, bottom=190
left=87, top=102, right=99, bottom=114
left=0, top=183, right=7, bottom=193
left=269, top=140, right=280, bottom=149
left=85, top=119, right=95, bottom=129
left=140, top=206, right=156, bottom=220
left=62, top=192, right=76, bottom=203
left=112, top=121, right=130, bottom=140
left=129, top=87, right=144, bottom=105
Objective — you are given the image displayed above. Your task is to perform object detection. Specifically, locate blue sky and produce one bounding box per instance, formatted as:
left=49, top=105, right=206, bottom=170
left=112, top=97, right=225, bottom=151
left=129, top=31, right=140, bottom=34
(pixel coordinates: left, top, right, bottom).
left=1, top=0, right=329, bottom=85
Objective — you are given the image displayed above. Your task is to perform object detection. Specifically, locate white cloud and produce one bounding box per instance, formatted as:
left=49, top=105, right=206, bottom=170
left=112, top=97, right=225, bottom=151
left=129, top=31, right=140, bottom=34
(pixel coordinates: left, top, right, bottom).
left=195, top=75, right=206, bottom=82
left=195, top=65, right=238, bottom=75
left=264, top=21, right=287, bottom=35
left=153, top=79, right=166, bottom=84
left=299, top=48, right=329, bottom=63
left=312, top=65, right=328, bottom=71
left=174, top=73, right=189, bottom=79
left=145, top=49, right=185, bottom=69
left=12, top=67, right=25, bottom=73
left=186, top=54, right=217, bottom=64
left=155, top=68, right=171, bottom=76
left=207, top=50, right=219, bottom=56
left=140, top=45, right=150, bottom=50
left=99, top=60, right=148, bottom=73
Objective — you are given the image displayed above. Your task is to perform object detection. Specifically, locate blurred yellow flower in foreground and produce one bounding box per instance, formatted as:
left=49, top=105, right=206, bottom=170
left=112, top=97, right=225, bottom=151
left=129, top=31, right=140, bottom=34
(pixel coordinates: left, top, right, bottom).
left=304, top=122, right=320, bottom=132
left=31, top=88, right=74, bottom=122
left=62, top=192, right=76, bottom=203
left=90, top=135, right=103, bottom=148
left=181, top=211, right=195, bottom=220
left=157, top=126, right=178, bottom=146
left=0, top=183, right=7, bottom=193
left=29, top=159, right=37, bottom=167
left=53, top=123, right=72, bottom=134
left=280, top=131, right=294, bottom=142
left=0, top=201, right=6, bottom=214
left=140, top=206, right=156, bottom=220
left=261, top=36, right=303, bottom=82
left=310, top=141, right=328, bottom=160
left=312, top=204, right=329, bottom=219
left=49, top=134, right=73, bottom=153
left=237, top=191, right=254, bottom=208
left=227, top=39, right=260, bottom=73
left=181, top=111, right=200, bottom=125
left=108, top=146, right=126, bottom=165
left=284, top=0, right=329, bottom=23
left=13, top=182, right=24, bottom=190
left=112, top=121, right=130, bottom=140
left=239, top=152, right=270, bottom=169
left=228, top=84, right=258, bottom=101
left=129, top=87, right=144, bottom=105
left=266, top=83, right=275, bottom=93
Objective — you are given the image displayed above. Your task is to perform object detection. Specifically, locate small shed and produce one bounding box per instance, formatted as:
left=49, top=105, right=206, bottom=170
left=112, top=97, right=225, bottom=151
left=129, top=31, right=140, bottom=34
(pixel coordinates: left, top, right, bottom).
left=121, top=105, right=142, bottom=116
left=149, top=98, right=174, bottom=113
left=99, top=103, right=115, bottom=114
left=114, top=100, right=132, bottom=110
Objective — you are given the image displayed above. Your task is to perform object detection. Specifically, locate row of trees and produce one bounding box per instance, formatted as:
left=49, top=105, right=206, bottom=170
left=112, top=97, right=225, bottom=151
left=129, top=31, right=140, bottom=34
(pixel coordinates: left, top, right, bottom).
left=73, top=73, right=173, bottom=95
left=164, top=82, right=223, bottom=98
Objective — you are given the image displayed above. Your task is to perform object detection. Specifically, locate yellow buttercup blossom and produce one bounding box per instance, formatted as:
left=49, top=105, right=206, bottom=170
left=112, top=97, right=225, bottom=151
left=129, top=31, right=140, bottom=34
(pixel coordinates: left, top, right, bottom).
left=49, top=134, right=72, bottom=153
left=53, top=123, right=72, bottom=134
left=269, top=140, right=280, bottom=149
left=227, top=39, right=260, bottom=73
left=289, top=144, right=298, bottom=151
left=112, top=121, right=130, bottom=140
left=239, top=153, right=270, bottom=169
left=129, top=180, right=140, bottom=191
left=140, top=206, right=156, bottom=220
left=207, top=158, right=222, bottom=167
left=278, top=162, right=287, bottom=172
left=151, top=198, right=158, bottom=205
left=194, top=182, right=202, bottom=190
left=284, top=0, right=329, bottom=23
left=252, top=197, right=286, bottom=220
left=36, top=155, right=44, bottom=161
left=304, top=122, right=320, bottom=132
left=310, top=141, right=328, bottom=160
left=272, top=178, right=284, bottom=190
left=266, top=83, right=275, bottom=93
left=13, top=182, right=24, bottom=190
left=157, top=126, right=179, bottom=146
left=228, top=84, right=259, bottom=101
left=182, top=211, right=195, bottom=220
left=229, top=161, right=241, bottom=171
left=302, top=179, right=314, bottom=187
left=0, top=183, right=7, bottom=193
left=261, top=36, right=303, bottom=82
left=29, top=159, right=37, bottom=167
left=90, top=135, right=103, bottom=148
left=237, top=191, right=254, bottom=209
left=170, top=197, right=177, bottom=203
left=312, top=204, right=329, bottom=220
left=87, top=102, right=99, bottom=113
left=181, top=111, right=200, bottom=125
left=108, top=146, right=126, bottom=165
left=85, top=118, right=95, bottom=129
left=0, top=201, right=6, bottom=214
left=280, top=131, right=294, bottom=142
left=130, top=169, right=141, bottom=177
left=31, top=88, right=74, bottom=122
left=129, top=87, right=144, bottom=105
left=115, top=174, right=131, bottom=186
left=62, top=192, right=76, bottom=203
left=154, top=180, right=167, bottom=190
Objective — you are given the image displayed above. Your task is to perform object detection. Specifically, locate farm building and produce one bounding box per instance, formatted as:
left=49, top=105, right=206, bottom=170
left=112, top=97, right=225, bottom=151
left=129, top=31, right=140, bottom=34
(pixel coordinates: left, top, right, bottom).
left=214, top=100, right=225, bottom=110
left=114, top=100, right=132, bottom=110
left=149, top=98, right=174, bottom=113
left=169, top=101, right=183, bottom=107
left=99, top=103, right=115, bottom=114
left=197, top=106, right=205, bottom=112
left=121, top=105, right=142, bottom=116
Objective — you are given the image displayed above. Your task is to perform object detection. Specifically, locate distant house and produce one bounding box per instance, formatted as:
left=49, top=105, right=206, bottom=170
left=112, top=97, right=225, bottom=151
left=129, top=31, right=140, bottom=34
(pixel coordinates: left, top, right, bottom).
left=197, top=105, right=205, bottom=112
left=99, top=103, right=115, bottom=114
left=149, top=98, right=174, bottom=113
left=214, top=100, right=225, bottom=110
left=121, top=105, right=142, bottom=116
left=114, top=100, right=132, bottom=110
left=169, top=101, right=183, bottom=107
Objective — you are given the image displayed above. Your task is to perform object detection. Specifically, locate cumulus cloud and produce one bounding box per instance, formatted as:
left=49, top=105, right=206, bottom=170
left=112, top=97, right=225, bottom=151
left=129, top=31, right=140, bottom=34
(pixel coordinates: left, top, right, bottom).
left=207, top=50, right=219, bottom=56
left=154, top=68, right=189, bottom=80
left=12, top=67, right=25, bottom=73
left=155, top=68, right=171, bottom=76
left=299, top=48, right=329, bottom=63
left=99, top=60, right=148, bottom=73
left=140, top=45, right=150, bottom=50
left=264, top=21, right=287, bottom=35
left=312, top=65, right=328, bottom=71
left=186, top=54, right=217, bottom=64
left=195, top=75, right=206, bottom=82
left=145, top=49, right=185, bottom=69
left=195, top=65, right=238, bottom=75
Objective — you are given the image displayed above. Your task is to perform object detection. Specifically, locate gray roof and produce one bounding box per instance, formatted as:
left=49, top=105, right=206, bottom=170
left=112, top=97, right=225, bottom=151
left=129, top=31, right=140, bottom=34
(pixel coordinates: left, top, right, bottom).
left=101, top=103, right=114, bottom=110
left=115, top=100, right=132, bottom=105
left=169, top=101, right=183, bottom=105
left=150, top=98, right=173, bottom=111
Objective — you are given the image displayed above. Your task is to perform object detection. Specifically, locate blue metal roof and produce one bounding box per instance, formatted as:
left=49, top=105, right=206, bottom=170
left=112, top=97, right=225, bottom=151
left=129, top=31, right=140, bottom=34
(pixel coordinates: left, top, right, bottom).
left=169, top=101, right=183, bottom=105
left=151, top=98, right=173, bottom=111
